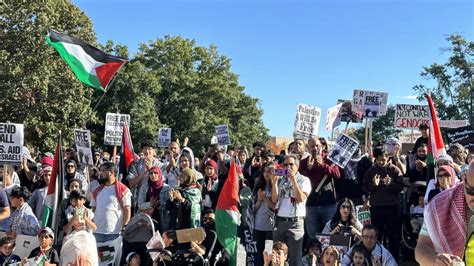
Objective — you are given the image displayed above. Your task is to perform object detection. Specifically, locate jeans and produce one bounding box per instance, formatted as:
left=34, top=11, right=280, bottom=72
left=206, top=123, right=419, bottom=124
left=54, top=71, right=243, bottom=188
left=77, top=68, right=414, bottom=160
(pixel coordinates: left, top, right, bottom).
left=305, top=204, right=337, bottom=240
left=94, top=233, right=120, bottom=243
left=273, top=217, right=305, bottom=266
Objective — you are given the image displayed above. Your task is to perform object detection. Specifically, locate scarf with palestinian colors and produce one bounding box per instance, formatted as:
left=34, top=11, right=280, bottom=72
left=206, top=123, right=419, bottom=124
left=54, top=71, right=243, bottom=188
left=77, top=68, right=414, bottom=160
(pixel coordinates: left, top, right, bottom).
left=425, top=183, right=467, bottom=258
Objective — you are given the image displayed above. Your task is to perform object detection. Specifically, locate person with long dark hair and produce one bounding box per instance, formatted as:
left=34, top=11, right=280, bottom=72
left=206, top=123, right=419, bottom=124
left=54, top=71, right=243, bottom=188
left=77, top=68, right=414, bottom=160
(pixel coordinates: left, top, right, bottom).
left=252, top=162, right=277, bottom=265
left=322, top=198, right=362, bottom=244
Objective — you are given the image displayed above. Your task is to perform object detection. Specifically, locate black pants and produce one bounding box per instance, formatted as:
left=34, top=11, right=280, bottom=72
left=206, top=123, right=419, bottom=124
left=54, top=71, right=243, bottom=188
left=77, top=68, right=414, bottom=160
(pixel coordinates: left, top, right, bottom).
left=370, top=205, right=401, bottom=262
left=253, top=229, right=273, bottom=266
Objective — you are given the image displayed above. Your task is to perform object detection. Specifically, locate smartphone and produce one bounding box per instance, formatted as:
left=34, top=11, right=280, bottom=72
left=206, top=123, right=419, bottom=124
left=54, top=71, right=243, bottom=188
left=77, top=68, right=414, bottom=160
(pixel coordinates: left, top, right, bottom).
left=264, top=240, right=273, bottom=255
left=275, top=168, right=288, bottom=176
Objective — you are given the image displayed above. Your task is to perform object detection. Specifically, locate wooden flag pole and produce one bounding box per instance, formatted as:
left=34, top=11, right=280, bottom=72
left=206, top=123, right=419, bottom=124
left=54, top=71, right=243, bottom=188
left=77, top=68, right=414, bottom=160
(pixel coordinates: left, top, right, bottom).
left=364, top=118, right=369, bottom=153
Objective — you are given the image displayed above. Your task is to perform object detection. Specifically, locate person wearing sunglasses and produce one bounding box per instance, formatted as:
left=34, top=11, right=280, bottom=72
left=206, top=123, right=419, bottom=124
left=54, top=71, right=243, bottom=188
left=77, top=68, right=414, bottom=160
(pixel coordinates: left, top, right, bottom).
left=322, top=198, right=363, bottom=243
left=426, top=165, right=457, bottom=203
left=415, top=162, right=474, bottom=265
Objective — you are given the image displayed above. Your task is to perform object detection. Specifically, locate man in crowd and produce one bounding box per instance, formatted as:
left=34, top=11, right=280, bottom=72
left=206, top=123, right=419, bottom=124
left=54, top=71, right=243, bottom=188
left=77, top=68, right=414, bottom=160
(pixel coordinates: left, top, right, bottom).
left=412, top=123, right=429, bottom=154
left=243, top=141, right=266, bottom=189
left=407, top=143, right=434, bottom=183
left=165, top=141, right=181, bottom=177
left=362, top=147, right=404, bottom=262
left=291, top=138, right=310, bottom=160
left=299, top=137, right=340, bottom=238
left=91, top=162, right=132, bottom=243
left=272, top=155, right=311, bottom=266
left=415, top=161, right=473, bottom=265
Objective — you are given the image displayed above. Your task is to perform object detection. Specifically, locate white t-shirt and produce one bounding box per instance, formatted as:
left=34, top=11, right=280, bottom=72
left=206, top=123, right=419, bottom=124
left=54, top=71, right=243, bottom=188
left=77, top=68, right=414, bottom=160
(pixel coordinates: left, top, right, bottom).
left=276, top=173, right=312, bottom=218
left=90, top=185, right=132, bottom=234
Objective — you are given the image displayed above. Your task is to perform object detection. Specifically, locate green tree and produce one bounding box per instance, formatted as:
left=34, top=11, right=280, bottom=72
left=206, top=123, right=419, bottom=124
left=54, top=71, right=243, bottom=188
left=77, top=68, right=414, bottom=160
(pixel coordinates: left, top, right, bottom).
left=413, top=34, right=473, bottom=120
left=135, top=36, right=269, bottom=155
left=0, top=1, right=97, bottom=151
left=353, top=106, right=402, bottom=146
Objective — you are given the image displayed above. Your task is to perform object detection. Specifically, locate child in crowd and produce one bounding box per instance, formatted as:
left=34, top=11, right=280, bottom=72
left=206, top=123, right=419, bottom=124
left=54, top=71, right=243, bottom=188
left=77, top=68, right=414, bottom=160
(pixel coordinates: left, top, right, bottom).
left=0, top=236, right=21, bottom=265
left=63, top=190, right=96, bottom=235
left=321, top=246, right=341, bottom=266
left=125, top=252, right=141, bottom=266
left=263, top=241, right=288, bottom=266
left=7, top=187, right=40, bottom=237
left=350, top=245, right=368, bottom=266
left=410, top=194, right=425, bottom=233
left=23, top=227, right=59, bottom=265
left=302, top=240, right=322, bottom=266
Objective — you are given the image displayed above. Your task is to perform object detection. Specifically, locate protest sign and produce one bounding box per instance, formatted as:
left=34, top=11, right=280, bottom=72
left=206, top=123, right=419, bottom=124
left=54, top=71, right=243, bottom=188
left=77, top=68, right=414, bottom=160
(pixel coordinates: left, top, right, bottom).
left=394, top=104, right=429, bottom=129
left=0, top=232, right=38, bottom=259
left=104, top=113, right=130, bottom=146
left=157, top=128, right=172, bottom=148
left=326, top=103, right=343, bottom=131
left=215, top=124, right=231, bottom=145
left=74, top=129, right=93, bottom=166
left=337, top=99, right=363, bottom=123
left=398, top=131, right=422, bottom=143
left=446, top=125, right=474, bottom=152
left=0, top=123, right=24, bottom=164
left=293, top=104, right=321, bottom=139
left=97, top=236, right=122, bottom=266
left=439, top=120, right=469, bottom=128
left=328, top=134, right=359, bottom=168
left=351, top=89, right=388, bottom=118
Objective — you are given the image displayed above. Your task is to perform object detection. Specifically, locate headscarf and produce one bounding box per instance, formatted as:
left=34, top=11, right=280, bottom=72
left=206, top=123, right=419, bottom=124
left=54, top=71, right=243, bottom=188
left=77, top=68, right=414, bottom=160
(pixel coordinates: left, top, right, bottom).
left=437, top=165, right=456, bottom=188
left=180, top=168, right=197, bottom=188
left=179, top=147, right=195, bottom=169
left=204, top=159, right=217, bottom=180
left=65, top=159, right=77, bottom=179
left=41, top=156, right=54, bottom=167
left=148, top=166, right=164, bottom=200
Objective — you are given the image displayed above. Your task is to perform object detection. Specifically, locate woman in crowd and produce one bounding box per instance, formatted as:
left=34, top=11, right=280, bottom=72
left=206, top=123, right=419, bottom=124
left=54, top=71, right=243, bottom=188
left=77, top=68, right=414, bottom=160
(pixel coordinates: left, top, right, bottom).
left=426, top=165, right=457, bottom=202
left=138, top=166, right=170, bottom=232
left=252, top=162, right=277, bottom=265
left=27, top=165, right=52, bottom=223
left=64, top=160, right=88, bottom=193
left=322, top=198, right=363, bottom=244
left=202, top=159, right=219, bottom=211
left=167, top=168, right=202, bottom=229
left=321, top=246, right=341, bottom=266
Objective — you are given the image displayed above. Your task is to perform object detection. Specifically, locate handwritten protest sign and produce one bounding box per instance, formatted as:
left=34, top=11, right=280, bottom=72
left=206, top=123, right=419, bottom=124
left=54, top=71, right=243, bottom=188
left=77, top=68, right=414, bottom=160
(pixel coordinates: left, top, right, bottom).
left=293, top=104, right=321, bottom=139
left=74, top=129, right=93, bottom=166
left=104, top=113, right=130, bottom=146
left=326, top=103, right=342, bottom=131
left=398, top=131, right=422, bottom=143
left=351, top=90, right=388, bottom=118
left=394, top=104, right=429, bottom=129
left=0, top=123, right=24, bottom=164
left=157, top=128, right=172, bottom=147
left=439, top=120, right=469, bottom=129
left=328, top=134, right=359, bottom=168
left=446, top=125, right=474, bottom=152
left=215, top=124, right=231, bottom=145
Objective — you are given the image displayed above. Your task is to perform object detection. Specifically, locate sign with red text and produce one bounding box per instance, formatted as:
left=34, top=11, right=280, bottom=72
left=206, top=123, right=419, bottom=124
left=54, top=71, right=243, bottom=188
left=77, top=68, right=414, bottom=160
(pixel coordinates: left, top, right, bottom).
left=394, top=104, right=429, bottom=129
left=351, top=89, right=388, bottom=118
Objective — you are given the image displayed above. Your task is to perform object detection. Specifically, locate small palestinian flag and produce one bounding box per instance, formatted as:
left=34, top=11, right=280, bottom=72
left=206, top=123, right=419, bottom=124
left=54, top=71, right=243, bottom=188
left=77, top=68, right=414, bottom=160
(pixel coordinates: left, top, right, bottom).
left=46, top=30, right=127, bottom=91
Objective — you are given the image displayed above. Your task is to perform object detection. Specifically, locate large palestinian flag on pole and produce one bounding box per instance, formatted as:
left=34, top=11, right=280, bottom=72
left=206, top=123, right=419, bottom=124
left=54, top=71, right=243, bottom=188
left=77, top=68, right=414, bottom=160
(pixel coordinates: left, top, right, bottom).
left=215, top=160, right=241, bottom=266
left=119, top=121, right=135, bottom=181
left=46, top=30, right=127, bottom=91
left=426, top=94, right=447, bottom=178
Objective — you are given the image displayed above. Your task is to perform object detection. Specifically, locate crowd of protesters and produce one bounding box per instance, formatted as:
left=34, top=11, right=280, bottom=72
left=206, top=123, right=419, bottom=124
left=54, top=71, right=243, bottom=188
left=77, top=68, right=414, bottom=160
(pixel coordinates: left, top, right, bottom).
left=0, top=123, right=472, bottom=265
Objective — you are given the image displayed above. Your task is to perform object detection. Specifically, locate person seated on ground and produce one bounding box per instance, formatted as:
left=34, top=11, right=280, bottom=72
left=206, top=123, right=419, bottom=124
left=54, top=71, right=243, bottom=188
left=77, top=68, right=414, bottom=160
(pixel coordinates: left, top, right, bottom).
left=341, top=224, right=397, bottom=266
left=302, top=239, right=322, bottom=266
left=0, top=235, right=21, bottom=265
left=7, top=187, right=40, bottom=237
left=63, top=190, right=96, bottom=235
left=426, top=165, right=456, bottom=203
left=263, top=241, right=289, bottom=266
left=321, top=246, right=341, bottom=266
left=125, top=252, right=141, bottom=266
left=409, top=194, right=425, bottom=233
left=23, top=227, right=59, bottom=265
left=322, top=198, right=363, bottom=243
left=349, top=245, right=368, bottom=266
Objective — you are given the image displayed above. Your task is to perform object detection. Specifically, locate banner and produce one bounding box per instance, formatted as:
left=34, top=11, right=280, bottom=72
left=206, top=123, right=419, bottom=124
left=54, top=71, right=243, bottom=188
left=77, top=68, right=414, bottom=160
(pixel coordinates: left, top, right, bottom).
left=394, top=104, right=429, bottom=129
left=439, top=120, right=469, bottom=129
left=104, top=113, right=130, bottom=146
left=74, top=129, right=93, bottom=166
left=446, top=125, right=474, bottom=152
left=351, top=89, right=388, bottom=118
left=325, top=103, right=343, bottom=131
left=328, top=134, right=359, bottom=168
left=0, top=123, right=24, bottom=164
left=215, top=124, right=231, bottom=145
left=157, top=128, right=172, bottom=148
left=293, top=104, right=321, bottom=139
left=97, top=236, right=122, bottom=266
left=398, top=131, right=422, bottom=144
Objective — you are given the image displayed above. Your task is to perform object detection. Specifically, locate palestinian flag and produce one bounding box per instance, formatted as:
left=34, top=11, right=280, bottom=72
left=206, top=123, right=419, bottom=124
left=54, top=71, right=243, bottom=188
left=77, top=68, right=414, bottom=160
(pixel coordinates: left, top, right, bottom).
left=119, top=121, right=135, bottom=182
left=426, top=94, right=447, bottom=174
left=216, top=160, right=241, bottom=266
left=46, top=30, right=127, bottom=91
left=41, top=137, right=64, bottom=233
